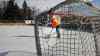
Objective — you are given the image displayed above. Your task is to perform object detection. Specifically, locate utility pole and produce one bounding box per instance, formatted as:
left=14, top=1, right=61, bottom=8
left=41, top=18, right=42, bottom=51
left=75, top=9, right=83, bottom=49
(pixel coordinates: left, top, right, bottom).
left=34, top=16, right=42, bottom=56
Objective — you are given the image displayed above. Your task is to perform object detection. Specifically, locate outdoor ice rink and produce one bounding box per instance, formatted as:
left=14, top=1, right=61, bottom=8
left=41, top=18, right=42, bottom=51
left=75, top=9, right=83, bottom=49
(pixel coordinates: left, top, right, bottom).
left=0, top=25, right=96, bottom=56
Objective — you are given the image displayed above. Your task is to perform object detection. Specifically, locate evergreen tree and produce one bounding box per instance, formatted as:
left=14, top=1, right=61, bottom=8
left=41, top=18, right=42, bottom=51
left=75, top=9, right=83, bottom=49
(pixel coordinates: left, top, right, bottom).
left=4, top=0, right=19, bottom=20
left=22, top=0, right=28, bottom=20
left=23, top=0, right=28, bottom=10
left=14, top=3, right=20, bottom=19
left=22, top=0, right=33, bottom=20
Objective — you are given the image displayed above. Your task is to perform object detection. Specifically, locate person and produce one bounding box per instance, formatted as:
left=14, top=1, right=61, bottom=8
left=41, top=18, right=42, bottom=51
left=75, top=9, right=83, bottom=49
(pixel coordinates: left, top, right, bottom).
left=51, top=15, right=61, bottom=38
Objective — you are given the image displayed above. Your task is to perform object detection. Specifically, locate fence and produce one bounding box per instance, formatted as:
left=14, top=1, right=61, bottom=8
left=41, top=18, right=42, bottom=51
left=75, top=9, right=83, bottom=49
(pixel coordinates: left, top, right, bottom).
left=33, top=2, right=99, bottom=56
left=34, top=15, right=96, bottom=56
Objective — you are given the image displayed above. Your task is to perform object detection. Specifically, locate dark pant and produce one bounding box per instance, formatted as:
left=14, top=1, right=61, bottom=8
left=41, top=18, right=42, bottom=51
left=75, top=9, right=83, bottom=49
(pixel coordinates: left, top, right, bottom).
left=56, top=25, right=60, bottom=38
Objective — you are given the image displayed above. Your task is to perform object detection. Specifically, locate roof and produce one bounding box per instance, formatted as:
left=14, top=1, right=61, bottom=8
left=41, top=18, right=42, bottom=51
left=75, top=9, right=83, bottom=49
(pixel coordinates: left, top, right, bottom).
left=48, top=1, right=100, bottom=17
left=36, top=0, right=79, bottom=16
left=70, top=3, right=100, bottom=16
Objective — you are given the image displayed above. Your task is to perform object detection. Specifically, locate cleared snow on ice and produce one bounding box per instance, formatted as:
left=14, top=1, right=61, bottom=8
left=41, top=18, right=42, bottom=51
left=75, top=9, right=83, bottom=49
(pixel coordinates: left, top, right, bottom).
left=0, top=25, right=96, bottom=56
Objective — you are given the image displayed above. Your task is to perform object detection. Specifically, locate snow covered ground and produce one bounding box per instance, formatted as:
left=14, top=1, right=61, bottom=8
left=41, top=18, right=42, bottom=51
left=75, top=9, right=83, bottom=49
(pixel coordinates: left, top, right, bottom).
left=0, top=25, right=96, bottom=56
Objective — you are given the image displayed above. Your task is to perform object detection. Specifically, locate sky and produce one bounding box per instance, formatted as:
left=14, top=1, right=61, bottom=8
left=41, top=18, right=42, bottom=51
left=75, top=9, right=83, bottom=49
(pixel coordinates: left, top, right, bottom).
left=0, top=0, right=100, bottom=12
left=0, top=0, right=99, bottom=8
left=15, top=0, right=100, bottom=9
left=91, top=0, right=100, bottom=9
left=15, top=0, right=65, bottom=12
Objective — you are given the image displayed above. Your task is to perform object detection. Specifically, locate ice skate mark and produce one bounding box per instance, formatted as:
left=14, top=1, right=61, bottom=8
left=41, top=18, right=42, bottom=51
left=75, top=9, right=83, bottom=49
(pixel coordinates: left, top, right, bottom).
left=14, top=35, right=34, bottom=37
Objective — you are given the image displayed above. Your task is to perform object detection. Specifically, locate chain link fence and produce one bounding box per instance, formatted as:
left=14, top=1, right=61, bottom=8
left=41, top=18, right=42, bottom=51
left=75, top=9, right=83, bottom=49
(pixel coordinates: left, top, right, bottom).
left=34, top=15, right=96, bottom=56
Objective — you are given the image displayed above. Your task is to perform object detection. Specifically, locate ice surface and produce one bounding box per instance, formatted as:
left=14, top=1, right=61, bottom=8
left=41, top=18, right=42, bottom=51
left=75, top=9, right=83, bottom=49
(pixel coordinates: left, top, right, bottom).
left=0, top=25, right=96, bottom=56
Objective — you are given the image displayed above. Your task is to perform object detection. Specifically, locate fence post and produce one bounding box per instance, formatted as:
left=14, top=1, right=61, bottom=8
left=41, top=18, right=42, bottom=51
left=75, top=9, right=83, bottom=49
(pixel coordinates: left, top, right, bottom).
left=34, top=17, right=42, bottom=56
left=92, top=21, right=97, bottom=56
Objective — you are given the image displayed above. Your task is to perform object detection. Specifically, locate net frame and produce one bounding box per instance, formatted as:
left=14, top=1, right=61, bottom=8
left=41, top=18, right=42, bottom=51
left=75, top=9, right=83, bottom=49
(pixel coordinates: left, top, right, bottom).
left=35, top=2, right=97, bottom=56
left=37, top=14, right=96, bottom=56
